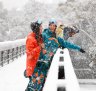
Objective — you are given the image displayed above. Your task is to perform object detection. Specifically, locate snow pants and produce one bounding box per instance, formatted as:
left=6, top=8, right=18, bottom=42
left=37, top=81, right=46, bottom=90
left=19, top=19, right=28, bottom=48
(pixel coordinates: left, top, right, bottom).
left=26, top=57, right=53, bottom=91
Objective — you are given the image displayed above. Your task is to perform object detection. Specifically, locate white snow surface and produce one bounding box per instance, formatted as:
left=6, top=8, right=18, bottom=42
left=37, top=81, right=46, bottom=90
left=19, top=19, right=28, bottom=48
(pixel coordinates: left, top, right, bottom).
left=0, top=52, right=96, bottom=91
left=0, top=54, right=28, bottom=91
left=0, top=39, right=26, bottom=51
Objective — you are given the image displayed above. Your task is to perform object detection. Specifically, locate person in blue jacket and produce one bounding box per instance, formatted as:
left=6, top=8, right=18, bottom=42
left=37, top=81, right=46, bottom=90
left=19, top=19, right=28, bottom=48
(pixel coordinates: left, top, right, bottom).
left=42, top=18, right=85, bottom=58
left=25, top=19, right=85, bottom=91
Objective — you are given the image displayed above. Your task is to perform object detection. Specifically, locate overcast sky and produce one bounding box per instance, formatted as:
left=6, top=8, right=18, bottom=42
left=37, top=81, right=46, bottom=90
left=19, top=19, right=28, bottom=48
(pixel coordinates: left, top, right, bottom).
left=0, top=0, right=67, bottom=10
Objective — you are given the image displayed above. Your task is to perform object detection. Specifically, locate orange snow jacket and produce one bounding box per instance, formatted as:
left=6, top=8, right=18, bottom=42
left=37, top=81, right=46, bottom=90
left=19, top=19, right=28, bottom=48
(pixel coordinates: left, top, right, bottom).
left=26, top=32, right=41, bottom=77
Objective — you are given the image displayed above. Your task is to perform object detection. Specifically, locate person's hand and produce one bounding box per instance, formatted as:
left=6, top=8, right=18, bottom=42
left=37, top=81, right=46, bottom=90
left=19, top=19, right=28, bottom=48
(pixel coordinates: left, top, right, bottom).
left=49, top=52, right=54, bottom=57
left=49, top=37, right=58, bottom=43
left=39, top=43, right=45, bottom=49
left=41, top=43, right=45, bottom=48
left=49, top=37, right=54, bottom=40
left=80, top=49, right=85, bottom=53
left=54, top=38, right=58, bottom=43
left=42, top=49, right=47, bottom=54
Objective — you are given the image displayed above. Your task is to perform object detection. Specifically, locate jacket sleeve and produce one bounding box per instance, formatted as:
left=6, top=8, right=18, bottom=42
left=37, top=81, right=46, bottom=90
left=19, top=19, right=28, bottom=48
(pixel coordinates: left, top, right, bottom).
left=26, top=38, right=41, bottom=60
left=58, top=37, right=81, bottom=51
left=42, top=32, right=49, bottom=43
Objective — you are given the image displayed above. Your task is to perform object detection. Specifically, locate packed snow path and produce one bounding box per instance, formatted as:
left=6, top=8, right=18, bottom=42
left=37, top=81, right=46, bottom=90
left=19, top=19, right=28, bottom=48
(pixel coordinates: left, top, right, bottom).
left=0, top=55, right=29, bottom=91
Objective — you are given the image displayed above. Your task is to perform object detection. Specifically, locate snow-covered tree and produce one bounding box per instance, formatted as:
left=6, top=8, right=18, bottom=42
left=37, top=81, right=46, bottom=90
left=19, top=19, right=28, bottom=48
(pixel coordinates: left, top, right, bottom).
left=0, top=2, right=8, bottom=42
left=57, top=0, right=96, bottom=78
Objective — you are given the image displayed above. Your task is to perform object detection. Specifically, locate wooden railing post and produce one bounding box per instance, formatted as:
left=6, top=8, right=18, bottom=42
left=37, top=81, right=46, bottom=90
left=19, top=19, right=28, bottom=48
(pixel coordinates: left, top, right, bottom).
left=12, top=48, right=14, bottom=61
left=7, top=50, right=10, bottom=64
left=16, top=47, right=18, bottom=58
left=23, top=45, right=25, bottom=55
left=1, top=51, right=4, bottom=67
left=20, top=46, right=22, bottom=56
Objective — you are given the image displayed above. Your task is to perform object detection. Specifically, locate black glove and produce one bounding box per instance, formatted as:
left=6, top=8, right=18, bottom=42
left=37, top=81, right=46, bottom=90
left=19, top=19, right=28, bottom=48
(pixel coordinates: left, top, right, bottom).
left=59, top=45, right=65, bottom=49
left=24, top=70, right=31, bottom=79
left=61, top=46, right=65, bottom=49
left=29, top=76, right=31, bottom=80
left=80, top=49, right=85, bottom=53
left=24, top=70, right=28, bottom=78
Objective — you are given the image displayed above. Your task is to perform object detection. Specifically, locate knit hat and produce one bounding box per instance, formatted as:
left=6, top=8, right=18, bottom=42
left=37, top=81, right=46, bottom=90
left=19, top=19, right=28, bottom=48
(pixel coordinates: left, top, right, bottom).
left=49, top=18, right=57, bottom=26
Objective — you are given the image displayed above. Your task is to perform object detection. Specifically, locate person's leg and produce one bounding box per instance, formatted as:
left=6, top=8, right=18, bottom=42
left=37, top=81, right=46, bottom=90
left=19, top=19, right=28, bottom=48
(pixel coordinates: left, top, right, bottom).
left=26, top=56, right=54, bottom=91
left=26, top=61, right=47, bottom=91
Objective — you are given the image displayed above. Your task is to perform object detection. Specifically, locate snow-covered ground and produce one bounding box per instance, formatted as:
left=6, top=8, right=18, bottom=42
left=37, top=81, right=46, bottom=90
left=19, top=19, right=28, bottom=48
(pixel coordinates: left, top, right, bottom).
left=0, top=55, right=28, bottom=91
left=0, top=54, right=96, bottom=91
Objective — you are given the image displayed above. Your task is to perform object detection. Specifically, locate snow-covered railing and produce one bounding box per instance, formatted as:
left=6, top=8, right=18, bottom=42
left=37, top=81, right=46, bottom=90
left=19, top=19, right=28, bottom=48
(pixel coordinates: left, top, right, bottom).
left=43, top=48, right=80, bottom=91
left=0, top=39, right=26, bottom=67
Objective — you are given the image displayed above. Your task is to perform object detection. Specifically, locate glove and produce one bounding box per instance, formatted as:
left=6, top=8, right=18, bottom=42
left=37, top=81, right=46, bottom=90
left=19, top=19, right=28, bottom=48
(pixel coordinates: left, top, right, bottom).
left=24, top=70, right=31, bottom=79
left=28, top=76, right=31, bottom=80
left=80, top=49, right=85, bottom=53
left=59, top=45, right=65, bottom=49
left=24, top=70, right=28, bottom=78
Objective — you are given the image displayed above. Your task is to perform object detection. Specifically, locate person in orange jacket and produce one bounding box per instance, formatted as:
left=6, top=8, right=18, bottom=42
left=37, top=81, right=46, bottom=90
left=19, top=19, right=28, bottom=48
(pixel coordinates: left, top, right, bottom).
left=26, top=20, right=44, bottom=78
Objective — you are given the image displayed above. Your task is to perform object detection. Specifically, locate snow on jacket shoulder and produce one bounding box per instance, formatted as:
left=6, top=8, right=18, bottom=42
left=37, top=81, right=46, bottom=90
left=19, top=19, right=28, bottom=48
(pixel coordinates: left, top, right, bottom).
left=26, top=32, right=41, bottom=77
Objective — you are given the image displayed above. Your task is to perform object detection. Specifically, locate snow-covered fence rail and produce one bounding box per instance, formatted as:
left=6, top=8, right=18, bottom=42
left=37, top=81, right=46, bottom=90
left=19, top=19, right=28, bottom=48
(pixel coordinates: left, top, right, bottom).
left=0, top=39, right=26, bottom=67
left=43, top=48, right=80, bottom=91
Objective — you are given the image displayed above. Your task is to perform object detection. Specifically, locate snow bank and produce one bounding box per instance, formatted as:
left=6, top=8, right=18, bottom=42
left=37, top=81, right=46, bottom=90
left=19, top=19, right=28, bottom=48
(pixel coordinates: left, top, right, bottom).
left=0, top=39, right=26, bottom=51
